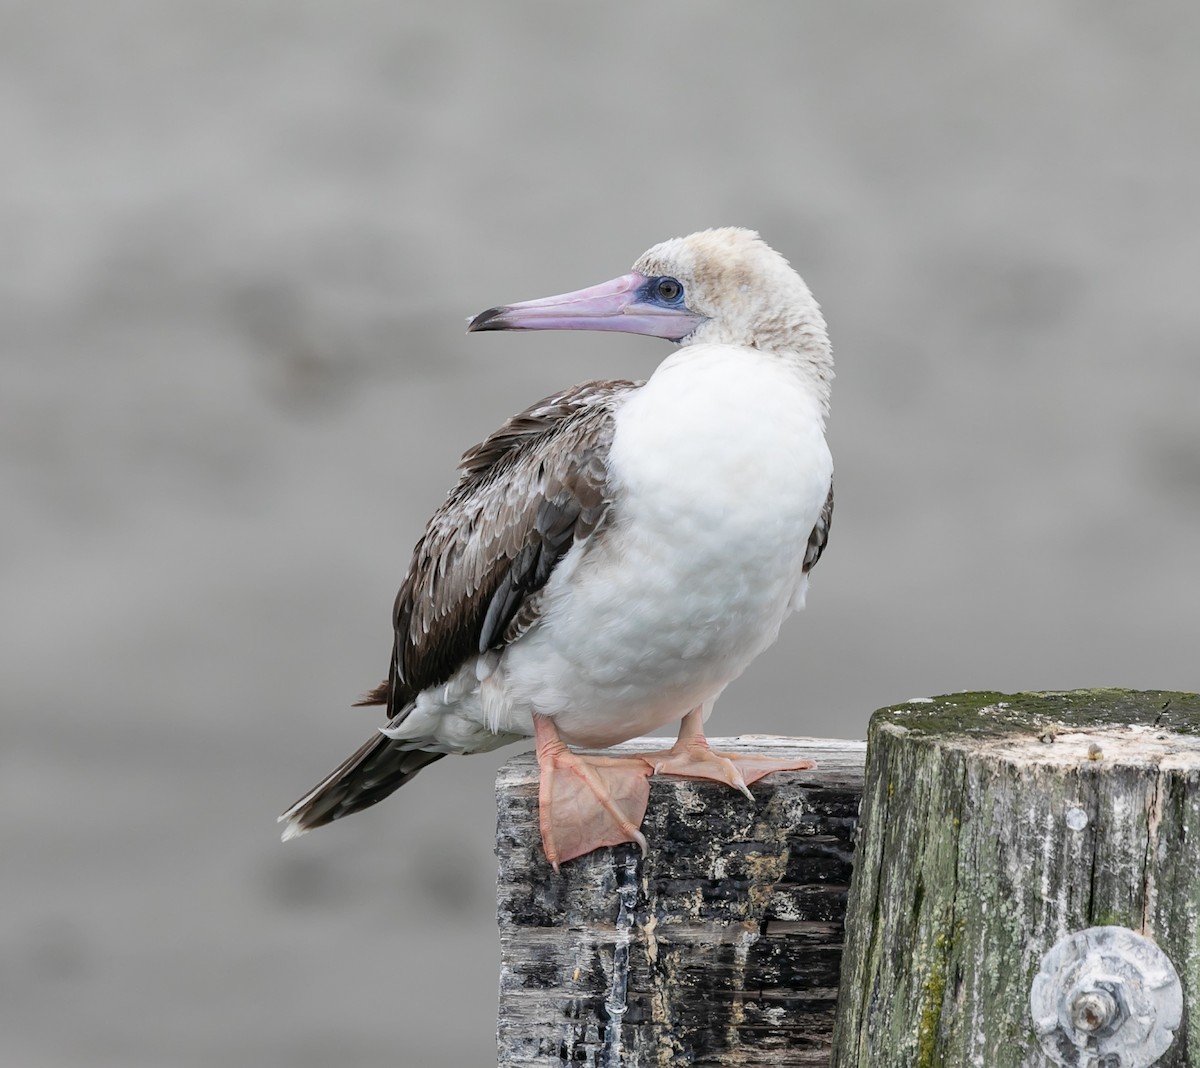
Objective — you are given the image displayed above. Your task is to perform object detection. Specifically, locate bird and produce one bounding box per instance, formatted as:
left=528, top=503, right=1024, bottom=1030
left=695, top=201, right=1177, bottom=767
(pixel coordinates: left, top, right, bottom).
left=279, top=228, right=834, bottom=870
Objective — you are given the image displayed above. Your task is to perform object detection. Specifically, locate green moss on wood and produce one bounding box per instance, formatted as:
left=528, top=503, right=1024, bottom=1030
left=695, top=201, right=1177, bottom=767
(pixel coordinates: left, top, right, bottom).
left=1089, top=909, right=1137, bottom=929
left=872, top=688, right=1200, bottom=741
left=914, top=923, right=958, bottom=1068
left=914, top=960, right=945, bottom=1068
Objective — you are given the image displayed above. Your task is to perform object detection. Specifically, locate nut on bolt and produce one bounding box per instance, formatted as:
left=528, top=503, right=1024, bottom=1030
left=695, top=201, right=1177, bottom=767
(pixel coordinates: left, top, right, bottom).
left=1067, top=985, right=1119, bottom=1035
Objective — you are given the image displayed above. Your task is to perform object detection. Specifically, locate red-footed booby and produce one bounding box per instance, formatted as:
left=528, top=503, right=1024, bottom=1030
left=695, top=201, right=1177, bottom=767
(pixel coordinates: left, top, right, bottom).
left=280, top=228, right=834, bottom=870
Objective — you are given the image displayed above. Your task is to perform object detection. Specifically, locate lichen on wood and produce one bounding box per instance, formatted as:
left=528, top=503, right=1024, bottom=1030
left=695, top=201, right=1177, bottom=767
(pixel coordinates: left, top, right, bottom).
left=830, top=689, right=1200, bottom=1068
left=495, top=736, right=866, bottom=1067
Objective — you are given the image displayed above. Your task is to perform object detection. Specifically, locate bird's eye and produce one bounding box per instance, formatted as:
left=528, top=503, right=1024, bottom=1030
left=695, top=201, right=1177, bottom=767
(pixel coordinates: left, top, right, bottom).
left=655, top=277, right=683, bottom=303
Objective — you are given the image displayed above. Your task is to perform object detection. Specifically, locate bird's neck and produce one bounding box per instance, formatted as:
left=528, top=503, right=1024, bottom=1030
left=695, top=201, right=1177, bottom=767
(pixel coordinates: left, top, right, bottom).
left=784, top=336, right=834, bottom=426
left=673, top=332, right=833, bottom=426
left=657, top=339, right=833, bottom=430
left=685, top=309, right=833, bottom=424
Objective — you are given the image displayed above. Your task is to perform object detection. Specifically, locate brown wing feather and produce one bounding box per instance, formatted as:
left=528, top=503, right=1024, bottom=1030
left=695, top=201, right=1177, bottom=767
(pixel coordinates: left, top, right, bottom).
left=384, top=379, right=638, bottom=719
left=802, top=480, right=834, bottom=574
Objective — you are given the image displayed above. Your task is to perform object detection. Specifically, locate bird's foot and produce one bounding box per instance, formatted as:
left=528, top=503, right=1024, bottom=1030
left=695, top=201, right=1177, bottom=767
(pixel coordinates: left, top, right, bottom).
left=534, top=715, right=652, bottom=872
left=643, top=741, right=814, bottom=799
left=642, top=708, right=814, bottom=800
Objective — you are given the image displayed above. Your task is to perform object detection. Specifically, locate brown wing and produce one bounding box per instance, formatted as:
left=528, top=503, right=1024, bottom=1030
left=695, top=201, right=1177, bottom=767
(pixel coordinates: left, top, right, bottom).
left=281, top=385, right=637, bottom=836
left=802, top=479, right=834, bottom=574
left=366, top=379, right=639, bottom=720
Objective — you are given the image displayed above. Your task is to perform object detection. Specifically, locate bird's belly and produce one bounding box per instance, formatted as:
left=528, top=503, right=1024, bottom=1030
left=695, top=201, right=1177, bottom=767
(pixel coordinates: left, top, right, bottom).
left=509, top=552, right=804, bottom=748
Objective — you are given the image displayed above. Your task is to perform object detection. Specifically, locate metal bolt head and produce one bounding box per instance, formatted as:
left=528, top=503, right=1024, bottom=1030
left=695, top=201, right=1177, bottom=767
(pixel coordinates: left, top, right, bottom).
left=1069, top=987, right=1118, bottom=1034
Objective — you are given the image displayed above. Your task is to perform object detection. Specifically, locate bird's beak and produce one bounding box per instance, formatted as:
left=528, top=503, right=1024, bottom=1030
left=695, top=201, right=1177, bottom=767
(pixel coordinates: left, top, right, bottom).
left=468, top=271, right=705, bottom=341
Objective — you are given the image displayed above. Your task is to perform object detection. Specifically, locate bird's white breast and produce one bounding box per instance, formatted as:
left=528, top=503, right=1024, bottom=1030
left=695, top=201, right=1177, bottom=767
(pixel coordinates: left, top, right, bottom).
left=497, top=344, right=833, bottom=746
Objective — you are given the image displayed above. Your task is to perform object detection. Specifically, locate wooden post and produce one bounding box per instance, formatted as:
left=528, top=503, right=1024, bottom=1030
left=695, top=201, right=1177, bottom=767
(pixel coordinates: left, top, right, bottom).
left=830, top=689, right=1200, bottom=1068
left=495, top=736, right=866, bottom=1067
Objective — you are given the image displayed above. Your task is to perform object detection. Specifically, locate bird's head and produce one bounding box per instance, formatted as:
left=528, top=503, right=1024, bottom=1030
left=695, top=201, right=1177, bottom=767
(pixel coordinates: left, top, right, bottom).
left=468, top=228, right=830, bottom=371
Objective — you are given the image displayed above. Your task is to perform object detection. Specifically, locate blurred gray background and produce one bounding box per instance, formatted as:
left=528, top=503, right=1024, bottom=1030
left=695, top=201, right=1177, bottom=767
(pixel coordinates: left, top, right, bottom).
left=3, top=2, right=1198, bottom=1065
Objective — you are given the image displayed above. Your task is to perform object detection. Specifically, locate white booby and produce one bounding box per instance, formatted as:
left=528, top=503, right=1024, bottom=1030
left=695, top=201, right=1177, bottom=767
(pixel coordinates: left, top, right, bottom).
left=280, top=228, right=834, bottom=869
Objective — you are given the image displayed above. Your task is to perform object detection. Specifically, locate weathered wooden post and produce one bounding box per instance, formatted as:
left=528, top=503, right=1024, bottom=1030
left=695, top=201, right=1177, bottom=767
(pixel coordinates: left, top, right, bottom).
left=831, top=689, right=1200, bottom=1068
left=495, top=736, right=866, bottom=1067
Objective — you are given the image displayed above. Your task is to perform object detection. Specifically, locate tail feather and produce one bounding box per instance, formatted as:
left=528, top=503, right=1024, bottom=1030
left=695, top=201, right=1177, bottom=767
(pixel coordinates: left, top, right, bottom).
left=279, top=732, right=444, bottom=840
left=352, top=679, right=390, bottom=707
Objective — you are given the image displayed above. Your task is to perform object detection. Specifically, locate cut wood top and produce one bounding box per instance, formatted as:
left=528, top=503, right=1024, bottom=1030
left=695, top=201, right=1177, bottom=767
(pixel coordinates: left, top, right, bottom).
left=497, top=734, right=868, bottom=788
left=872, top=689, right=1200, bottom=761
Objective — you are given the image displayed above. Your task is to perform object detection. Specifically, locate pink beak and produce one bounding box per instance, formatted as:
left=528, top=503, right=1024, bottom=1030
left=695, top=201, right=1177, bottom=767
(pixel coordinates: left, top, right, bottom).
left=468, top=271, right=705, bottom=342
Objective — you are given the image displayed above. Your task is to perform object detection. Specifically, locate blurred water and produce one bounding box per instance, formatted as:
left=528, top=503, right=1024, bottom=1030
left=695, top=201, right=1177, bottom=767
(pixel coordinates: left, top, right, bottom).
left=2, top=3, right=1198, bottom=1065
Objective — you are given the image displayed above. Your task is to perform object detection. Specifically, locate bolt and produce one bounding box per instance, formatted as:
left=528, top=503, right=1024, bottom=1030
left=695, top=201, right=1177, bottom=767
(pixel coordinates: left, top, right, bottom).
left=1065, top=806, right=1089, bottom=831
left=1071, top=988, right=1118, bottom=1034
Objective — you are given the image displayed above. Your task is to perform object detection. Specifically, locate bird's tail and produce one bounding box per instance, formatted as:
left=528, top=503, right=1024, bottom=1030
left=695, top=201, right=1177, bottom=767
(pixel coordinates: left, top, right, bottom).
left=278, top=732, right=444, bottom=840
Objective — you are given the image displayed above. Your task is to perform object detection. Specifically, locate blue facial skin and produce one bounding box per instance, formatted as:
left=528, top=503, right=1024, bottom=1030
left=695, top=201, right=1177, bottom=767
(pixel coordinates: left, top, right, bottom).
left=636, top=275, right=688, bottom=310
left=629, top=274, right=704, bottom=342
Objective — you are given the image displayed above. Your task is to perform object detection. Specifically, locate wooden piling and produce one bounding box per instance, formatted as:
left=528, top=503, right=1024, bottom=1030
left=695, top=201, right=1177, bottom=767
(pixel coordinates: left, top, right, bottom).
left=830, top=689, right=1200, bottom=1068
left=495, top=736, right=866, bottom=1067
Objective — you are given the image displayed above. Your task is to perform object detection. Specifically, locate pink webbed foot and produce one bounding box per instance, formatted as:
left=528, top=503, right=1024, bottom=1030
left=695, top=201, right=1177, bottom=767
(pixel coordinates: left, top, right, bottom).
left=642, top=708, right=815, bottom=799
left=533, top=714, right=652, bottom=871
